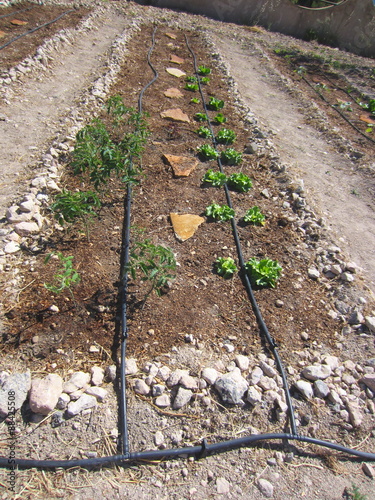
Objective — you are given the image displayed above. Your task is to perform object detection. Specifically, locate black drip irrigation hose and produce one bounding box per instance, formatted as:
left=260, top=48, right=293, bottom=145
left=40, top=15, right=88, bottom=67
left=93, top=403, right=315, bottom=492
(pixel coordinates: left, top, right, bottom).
left=119, top=25, right=158, bottom=457
left=184, top=34, right=300, bottom=436
left=1, top=27, right=375, bottom=473
left=0, top=9, right=75, bottom=51
left=0, top=6, right=33, bottom=20
left=301, top=73, right=375, bottom=145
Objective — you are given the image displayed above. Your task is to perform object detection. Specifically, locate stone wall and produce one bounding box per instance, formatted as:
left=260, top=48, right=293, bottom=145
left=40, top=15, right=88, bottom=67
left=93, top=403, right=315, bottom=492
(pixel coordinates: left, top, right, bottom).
left=150, top=0, right=375, bottom=57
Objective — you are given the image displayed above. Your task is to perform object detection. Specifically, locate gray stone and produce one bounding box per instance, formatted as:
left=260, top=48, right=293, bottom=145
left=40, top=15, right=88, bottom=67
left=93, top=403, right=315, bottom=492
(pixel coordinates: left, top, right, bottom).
left=56, top=393, right=70, bottom=410
left=85, top=386, right=108, bottom=402
left=134, top=379, right=150, bottom=396
left=257, top=478, right=274, bottom=498
left=258, top=376, right=278, bottom=391
left=249, top=366, right=263, bottom=385
left=154, top=430, right=164, bottom=447
left=66, top=394, right=97, bottom=417
left=201, top=367, right=220, bottom=385
left=152, top=384, right=165, bottom=397
left=322, top=355, right=339, bottom=370
left=179, top=374, right=198, bottom=390
left=167, top=369, right=187, bottom=387
left=348, top=310, right=364, bottom=325
left=216, top=477, right=230, bottom=495
left=362, top=462, right=375, bottom=479
left=215, top=368, right=248, bottom=404
left=173, top=387, right=193, bottom=410
left=295, top=380, right=313, bottom=399
left=365, top=316, right=375, bottom=333
left=90, top=366, right=104, bottom=386
left=0, top=370, right=31, bottom=417
left=4, top=241, right=20, bottom=254
left=259, top=361, right=277, bottom=378
left=346, top=402, right=363, bottom=427
left=361, top=374, right=375, bottom=392
left=313, top=380, right=330, bottom=398
left=29, top=374, right=63, bottom=415
left=105, top=365, right=116, bottom=382
left=157, top=366, right=170, bottom=381
left=302, top=364, right=331, bottom=381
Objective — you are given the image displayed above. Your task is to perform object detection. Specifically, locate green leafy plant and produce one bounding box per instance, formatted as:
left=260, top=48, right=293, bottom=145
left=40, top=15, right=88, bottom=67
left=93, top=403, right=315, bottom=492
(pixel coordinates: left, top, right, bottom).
left=197, top=144, right=219, bottom=161
left=215, top=257, right=238, bottom=279
left=207, top=97, right=225, bottom=111
left=126, top=239, right=176, bottom=301
left=334, top=100, right=352, bottom=111
left=227, top=172, right=252, bottom=192
left=194, top=112, right=208, bottom=122
left=245, top=258, right=282, bottom=288
left=198, top=65, right=211, bottom=75
left=185, top=83, right=199, bottom=92
left=44, top=252, right=80, bottom=296
left=344, top=484, right=368, bottom=500
left=205, top=202, right=235, bottom=221
left=196, top=126, right=212, bottom=138
left=185, top=75, right=198, bottom=83
left=221, top=148, right=242, bottom=166
left=202, top=169, right=227, bottom=187
left=359, top=98, right=375, bottom=114
left=214, top=113, right=227, bottom=124
left=243, top=206, right=265, bottom=225
left=200, top=77, right=210, bottom=85
left=72, top=95, right=148, bottom=189
left=216, top=128, right=236, bottom=145
left=191, top=97, right=200, bottom=104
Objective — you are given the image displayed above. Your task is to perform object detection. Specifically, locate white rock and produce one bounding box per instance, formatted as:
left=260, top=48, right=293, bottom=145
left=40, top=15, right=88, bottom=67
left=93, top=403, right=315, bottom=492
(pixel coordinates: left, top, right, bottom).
left=322, top=355, right=339, bottom=370
left=258, top=376, right=278, bottom=391
left=341, top=272, right=354, bottom=283
left=346, top=401, right=363, bottom=427
left=125, top=358, right=138, bottom=375
left=216, top=477, right=230, bottom=495
left=167, top=369, right=187, bottom=387
left=313, top=380, right=330, bottom=398
left=134, top=379, right=150, bottom=396
left=0, top=370, right=31, bottom=417
left=152, top=384, right=165, bottom=397
left=362, top=462, right=375, bottom=479
left=302, top=364, right=331, bottom=381
left=295, top=380, right=313, bottom=399
left=66, top=394, right=97, bottom=417
left=31, top=177, right=47, bottom=189
left=257, top=478, right=274, bottom=498
left=201, top=367, right=220, bottom=385
left=215, top=368, right=248, bottom=404
left=247, top=386, right=262, bottom=405
left=4, top=241, right=20, bottom=254
left=155, top=394, right=170, bottom=408
left=249, top=366, right=263, bottom=385
left=259, top=361, right=277, bottom=378
left=85, top=386, right=108, bottom=402
left=63, top=372, right=90, bottom=393
left=328, top=390, right=343, bottom=406
left=90, top=366, right=104, bottom=386
left=308, top=268, right=320, bottom=279
left=173, top=387, right=193, bottom=409
left=46, top=180, right=61, bottom=192
left=29, top=374, right=63, bottom=415
left=157, top=365, right=170, bottom=381
left=105, top=365, right=116, bottom=382
left=180, top=374, right=198, bottom=390
left=235, top=354, right=250, bottom=371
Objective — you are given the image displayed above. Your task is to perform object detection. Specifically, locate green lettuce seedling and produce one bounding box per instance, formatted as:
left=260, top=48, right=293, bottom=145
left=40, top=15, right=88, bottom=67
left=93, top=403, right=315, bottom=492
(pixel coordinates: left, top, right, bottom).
left=215, top=257, right=238, bottom=279
left=205, top=202, right=235, bottom=221
left=227, top=172, right=252, bottom=192
left=197, top=144, right=219, bottom=161
left=243, top=206, right=265, bottom=225
left=202, top=169, right=227, bottom=187
left=245, top=258, right=282, bottom=288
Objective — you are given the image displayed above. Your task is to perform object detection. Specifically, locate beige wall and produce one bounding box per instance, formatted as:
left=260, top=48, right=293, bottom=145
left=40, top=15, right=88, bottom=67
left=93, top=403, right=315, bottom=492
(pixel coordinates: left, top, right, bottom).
left=151, top=0, right=375, bottom=57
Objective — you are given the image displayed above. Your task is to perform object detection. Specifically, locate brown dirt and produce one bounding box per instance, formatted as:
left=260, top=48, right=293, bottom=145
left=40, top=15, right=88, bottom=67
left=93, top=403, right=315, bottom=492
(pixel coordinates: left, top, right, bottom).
left=0, top=2, right=375, bottom=499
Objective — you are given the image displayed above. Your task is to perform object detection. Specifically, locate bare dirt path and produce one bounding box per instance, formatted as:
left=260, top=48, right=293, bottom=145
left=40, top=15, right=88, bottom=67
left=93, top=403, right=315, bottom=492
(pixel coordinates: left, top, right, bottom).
left=211, top=33, right=375, bottom=293
left=0, top=5, right=128, bottom=216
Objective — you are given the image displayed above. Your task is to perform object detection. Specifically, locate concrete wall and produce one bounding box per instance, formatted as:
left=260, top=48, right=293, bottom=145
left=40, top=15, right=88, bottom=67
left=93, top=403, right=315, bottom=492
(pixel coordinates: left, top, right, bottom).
left=149, top=0, right=375, bottom=58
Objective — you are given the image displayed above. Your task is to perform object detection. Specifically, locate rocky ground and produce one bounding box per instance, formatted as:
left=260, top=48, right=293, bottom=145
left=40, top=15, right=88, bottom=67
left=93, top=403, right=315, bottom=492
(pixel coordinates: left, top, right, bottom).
left=0, top=1, right=375, bottom=499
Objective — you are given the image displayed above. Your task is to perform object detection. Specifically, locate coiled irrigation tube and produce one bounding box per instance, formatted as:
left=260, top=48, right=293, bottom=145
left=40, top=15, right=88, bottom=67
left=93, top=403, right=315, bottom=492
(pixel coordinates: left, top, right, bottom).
left=184, top=35, right=299, bottom=436
left=1, top=26, right=374, bottom=473
left=0, top=9, right=75, bottom=51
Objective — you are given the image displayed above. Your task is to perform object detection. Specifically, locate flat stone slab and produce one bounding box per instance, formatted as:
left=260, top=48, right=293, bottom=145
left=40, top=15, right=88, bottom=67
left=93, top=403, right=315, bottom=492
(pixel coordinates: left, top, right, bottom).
left=164, top=87, right=184, bottom=99
left=160, top=108, right=190, bottom=123
left=163, top=154, right=198, bottom=177
left=166, top=67, right=186, bottom=78
left=170, top=54, right=185, bottom=65
left=170, top=213, right=205, bottom=242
